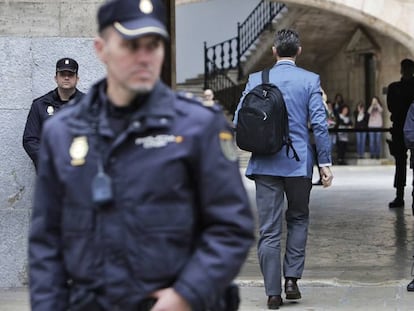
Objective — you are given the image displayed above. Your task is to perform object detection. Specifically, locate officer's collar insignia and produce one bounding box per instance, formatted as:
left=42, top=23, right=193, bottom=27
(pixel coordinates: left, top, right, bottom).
left=219, top=131, right=237, bottom=162
left=136, top=135, right=183, bottom=149
left=47, top=106, right=54, bottom=116
left=139, top=0, right=153, bottom=14
left=70, top=136, right=89, bottom=166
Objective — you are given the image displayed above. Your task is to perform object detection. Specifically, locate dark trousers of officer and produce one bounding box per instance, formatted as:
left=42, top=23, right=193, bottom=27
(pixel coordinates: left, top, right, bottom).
left=391, top=134, right=409, bottom=199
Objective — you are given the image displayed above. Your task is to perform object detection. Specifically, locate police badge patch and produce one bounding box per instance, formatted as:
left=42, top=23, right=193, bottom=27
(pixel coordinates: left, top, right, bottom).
left=70, top=136, right=89, bottom=166
left=219, top=131, right=237, bottom=162
left=47, top=106, right=54, bottom=116
left=139, top=0, right=153, bottom=14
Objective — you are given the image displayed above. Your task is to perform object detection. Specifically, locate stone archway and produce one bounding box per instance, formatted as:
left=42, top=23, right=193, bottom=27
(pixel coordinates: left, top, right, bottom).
left=177, top=0, right=414, bottom=56
left=278, top=0, right=414, bottom=56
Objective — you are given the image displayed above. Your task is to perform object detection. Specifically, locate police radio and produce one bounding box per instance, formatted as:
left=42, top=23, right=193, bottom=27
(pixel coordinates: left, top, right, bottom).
left=90, top=117, right=114, bottom=206
left=92, top=161, right=113, bottom=205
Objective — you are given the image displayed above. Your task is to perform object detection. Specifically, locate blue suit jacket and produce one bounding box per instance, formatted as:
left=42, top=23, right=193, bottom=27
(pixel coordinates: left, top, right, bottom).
left=234, top=60, right=332, bottom=178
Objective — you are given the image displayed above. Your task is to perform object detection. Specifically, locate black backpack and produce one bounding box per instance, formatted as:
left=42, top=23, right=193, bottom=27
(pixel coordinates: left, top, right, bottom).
left=236, top=68, right=299, bottom=160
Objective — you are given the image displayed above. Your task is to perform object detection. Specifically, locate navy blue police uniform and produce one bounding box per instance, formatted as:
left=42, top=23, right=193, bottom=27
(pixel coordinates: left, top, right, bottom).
left=29, top=79, right=255, bottom=311
left=23, top=88, right=84, bottom=169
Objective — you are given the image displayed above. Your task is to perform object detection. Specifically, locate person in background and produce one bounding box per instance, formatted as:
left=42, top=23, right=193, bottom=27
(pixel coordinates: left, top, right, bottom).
left=333, top=92, right=345, bottom=119
left=407, top=104, right=414, bottom=291
left=234, top=28, right=333, bottom=310
left=387, top=58, right=414, bottom=208
left=202, top=88, right=216, bottom=107
left=28, top=1, right=255, bottom=311
left=326, top=100, right=337, bottom=148
left=203, top=88, right=233, bottom=124
left=354, top=101, right=368, bottom=159
left=336, top=104, right=352, bottom=165
left=22, top=58, right=84, bottom=171
left=367, top=96, right=384, bottom=159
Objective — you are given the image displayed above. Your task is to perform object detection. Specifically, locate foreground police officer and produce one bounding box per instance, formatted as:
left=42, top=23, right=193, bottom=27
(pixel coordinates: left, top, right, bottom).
left=23, top=57, right=84, bottom=171
left=28, top=1, right=255, bottom=311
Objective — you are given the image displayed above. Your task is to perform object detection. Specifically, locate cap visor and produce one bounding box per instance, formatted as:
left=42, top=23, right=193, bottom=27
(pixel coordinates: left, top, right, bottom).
left=113, top=17, right=169, bottom=40
left=56, top=68, right=77, bottom=73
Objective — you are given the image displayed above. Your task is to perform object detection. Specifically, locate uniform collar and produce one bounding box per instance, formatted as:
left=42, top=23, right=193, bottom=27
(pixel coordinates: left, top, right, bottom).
left=52, top=88, right=80, bottom=103
left=92, top=79, right=176, bottom=137
left=275, top=59, right=296, bottom=66
left=96, top=80, right=174, bottom=119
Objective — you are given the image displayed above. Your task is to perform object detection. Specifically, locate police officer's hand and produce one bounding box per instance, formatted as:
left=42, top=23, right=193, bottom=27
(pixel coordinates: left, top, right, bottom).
left=150, top=288, right=191, bottom=311
left=319, top=166, right=333, bottom=188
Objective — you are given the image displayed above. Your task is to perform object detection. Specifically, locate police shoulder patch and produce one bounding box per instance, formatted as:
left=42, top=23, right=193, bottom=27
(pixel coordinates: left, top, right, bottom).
left=219, top=131, right=238, bottom=162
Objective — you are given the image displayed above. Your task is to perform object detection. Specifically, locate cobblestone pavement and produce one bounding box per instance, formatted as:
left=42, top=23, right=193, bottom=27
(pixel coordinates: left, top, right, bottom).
left=1, top=165, right=414, bottom=310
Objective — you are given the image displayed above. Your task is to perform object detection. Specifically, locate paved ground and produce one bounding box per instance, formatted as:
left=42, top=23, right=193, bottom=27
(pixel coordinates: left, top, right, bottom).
left=237, top=164, right=414, bottom=310
left=1, top=165, right=414, bottom=310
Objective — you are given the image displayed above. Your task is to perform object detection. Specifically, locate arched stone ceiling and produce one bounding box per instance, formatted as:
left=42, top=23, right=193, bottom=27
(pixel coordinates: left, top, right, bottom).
left=176, top=0, right=414, bottom=57
left=279, top=0, right=414, bottom=55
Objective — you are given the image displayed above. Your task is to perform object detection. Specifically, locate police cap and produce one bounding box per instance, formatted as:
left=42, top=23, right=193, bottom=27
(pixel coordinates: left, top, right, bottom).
left=56, top=58, right=79, bottom=73
left=97, top=0, right=169, bottom=40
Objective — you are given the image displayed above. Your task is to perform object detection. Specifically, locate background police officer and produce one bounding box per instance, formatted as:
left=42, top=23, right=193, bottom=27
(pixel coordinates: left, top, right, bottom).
left=387, top=58, right=414, bottom=208
left=28, top=1, right=255, bottom=311
left=22, top=57, right=84, bottom=171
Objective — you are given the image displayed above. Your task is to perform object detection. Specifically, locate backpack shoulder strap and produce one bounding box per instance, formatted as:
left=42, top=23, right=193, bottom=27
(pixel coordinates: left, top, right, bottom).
left=261, top=68, right=270, bottom=84
left=262, top=67, right=300, bottom=161
left=285, top=138, right=300, bottom=161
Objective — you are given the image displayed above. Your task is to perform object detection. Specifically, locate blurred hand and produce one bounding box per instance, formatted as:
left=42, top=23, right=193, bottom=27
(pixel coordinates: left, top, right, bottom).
left=150, top=288, right=191, bottom=311
left=319, top=166, right=333, bottom=188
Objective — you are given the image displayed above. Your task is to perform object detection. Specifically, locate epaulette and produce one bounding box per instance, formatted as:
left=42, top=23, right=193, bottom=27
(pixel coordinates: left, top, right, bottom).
left=176, top=91, right=221, bottom=113
left=176, top=91, right=199, bottom=102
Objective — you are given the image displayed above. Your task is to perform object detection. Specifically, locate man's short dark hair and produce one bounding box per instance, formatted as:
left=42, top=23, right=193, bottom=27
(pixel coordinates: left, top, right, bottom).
left=274, top=29, right=301, bottom=57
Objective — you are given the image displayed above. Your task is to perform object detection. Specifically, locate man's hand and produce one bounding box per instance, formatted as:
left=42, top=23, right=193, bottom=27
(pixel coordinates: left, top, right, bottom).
left=319, top=166, right=333, bottom=188
left=150, top=288, right=191, bottom=311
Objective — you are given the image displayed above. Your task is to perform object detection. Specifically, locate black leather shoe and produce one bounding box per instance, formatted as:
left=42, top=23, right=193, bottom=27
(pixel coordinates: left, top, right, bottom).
left=285, top=278, right=301, bottom=300
left=407, top=279, right=414, bottom=291
left=267, top=295, right=283, bottom=310
left=389, top=198, right=404, bottom=208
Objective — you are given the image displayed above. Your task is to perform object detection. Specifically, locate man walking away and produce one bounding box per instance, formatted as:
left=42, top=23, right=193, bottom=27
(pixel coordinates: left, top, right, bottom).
left=234, top=28, right=333, bottom=309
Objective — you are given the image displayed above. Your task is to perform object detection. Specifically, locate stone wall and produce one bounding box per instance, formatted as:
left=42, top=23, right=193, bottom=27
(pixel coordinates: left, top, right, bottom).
left=0, top=1, right=102, bottom=37
left=0, top=0, right=105, bottom=287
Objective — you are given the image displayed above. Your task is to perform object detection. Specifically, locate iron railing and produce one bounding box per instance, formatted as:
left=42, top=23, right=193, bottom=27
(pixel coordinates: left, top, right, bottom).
left=204, top=0, right=286, bottom=91
left=215, top=83, right=247, bottom=116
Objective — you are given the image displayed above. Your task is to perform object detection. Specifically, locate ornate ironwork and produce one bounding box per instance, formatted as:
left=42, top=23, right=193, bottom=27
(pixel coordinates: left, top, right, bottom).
left=204, top=1, right=286, bottom=90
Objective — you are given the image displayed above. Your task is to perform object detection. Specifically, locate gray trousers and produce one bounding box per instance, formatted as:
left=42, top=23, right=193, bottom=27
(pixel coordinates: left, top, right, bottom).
left=254, top=175, right=312, bottom=296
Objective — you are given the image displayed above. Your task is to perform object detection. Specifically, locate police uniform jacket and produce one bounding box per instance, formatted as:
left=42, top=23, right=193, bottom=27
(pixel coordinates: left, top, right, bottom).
left=234, top=61, right=332, bottom=179
left=29, top=79, right=255, bottom=311
left=23, top=88, right=84, bottom=169
left=387, top=77, right=414, bottom=135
